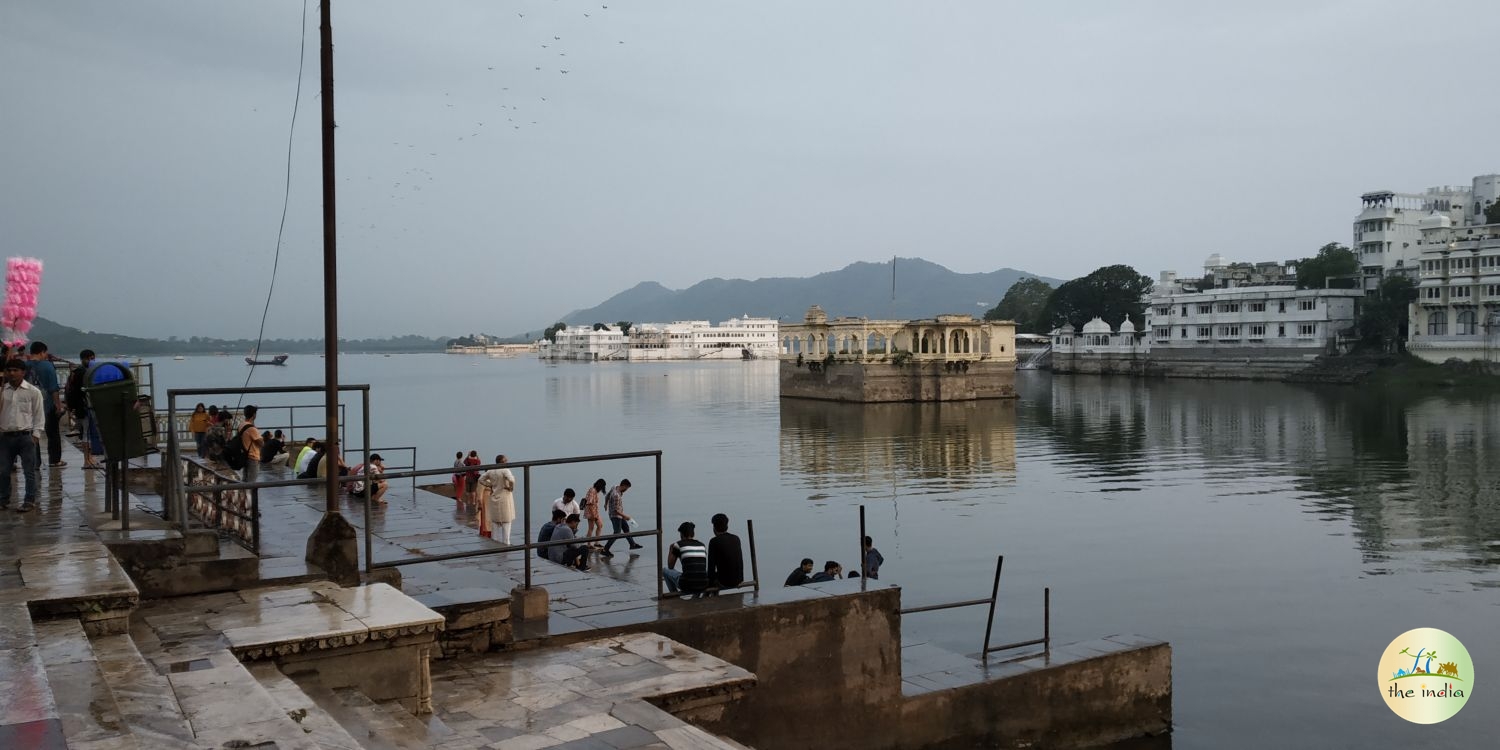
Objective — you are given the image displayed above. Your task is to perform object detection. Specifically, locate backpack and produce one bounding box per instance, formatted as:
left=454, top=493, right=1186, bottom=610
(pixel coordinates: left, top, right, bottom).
left=222, top=425, right=252, bottom=470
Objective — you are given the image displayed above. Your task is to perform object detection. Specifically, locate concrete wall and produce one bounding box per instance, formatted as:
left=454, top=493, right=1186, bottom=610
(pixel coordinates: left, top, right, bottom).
left=780, top=361, right=1017, bottom=402
left=898, top=643, right=1173, bottom=749
left=644, top=586, right=904, bottom=750
left=1052, top=349, right=1330, bottom=381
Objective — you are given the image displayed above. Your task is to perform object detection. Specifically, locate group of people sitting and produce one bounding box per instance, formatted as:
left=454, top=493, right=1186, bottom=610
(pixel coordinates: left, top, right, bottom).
left=533, top=478, right=643, bottom=570
left=784, top=536, right=885, bottom=586
left=289, top=438, right=388, bottom=503
left=662, top=513, right=744, bottom=597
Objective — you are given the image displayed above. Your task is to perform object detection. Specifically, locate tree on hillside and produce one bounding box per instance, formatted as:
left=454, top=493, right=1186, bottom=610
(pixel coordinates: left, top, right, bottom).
left=1359, top=276, right=1416, bottom=352
left=1038, top=265, right=1154, bottom=331
left=1295, top=243, right=1359, bottom=289
left=616, top=321, right=634, bottom=336
left=984, top=277, right=1054, bottom=333
left=543, top=322, right=566, bottom=343
left=1486, top=201, right=1500, bottom=225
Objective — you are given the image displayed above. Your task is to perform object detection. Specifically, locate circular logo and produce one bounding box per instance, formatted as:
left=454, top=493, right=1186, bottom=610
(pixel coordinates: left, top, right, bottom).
left=1379, top=628, right=1474, bottom=724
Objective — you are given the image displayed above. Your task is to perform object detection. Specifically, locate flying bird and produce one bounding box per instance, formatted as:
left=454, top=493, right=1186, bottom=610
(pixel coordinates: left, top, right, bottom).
left=560, top=69, right=569, bottom=74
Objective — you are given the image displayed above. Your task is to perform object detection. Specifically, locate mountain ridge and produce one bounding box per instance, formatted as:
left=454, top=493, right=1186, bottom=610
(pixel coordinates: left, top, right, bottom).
left=548, top=257, right=1060, bottom=331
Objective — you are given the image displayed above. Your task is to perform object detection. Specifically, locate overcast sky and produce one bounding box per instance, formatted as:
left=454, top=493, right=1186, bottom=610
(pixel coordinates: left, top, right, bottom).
left=2, top=1, right=1494, bottom=340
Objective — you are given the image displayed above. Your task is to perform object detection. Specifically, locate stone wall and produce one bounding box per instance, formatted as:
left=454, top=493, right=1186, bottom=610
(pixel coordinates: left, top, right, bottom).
left=898, top=641, right=1173, bottom=749
left=780, top=360, right=1017, bottom=402
left=643, top=585, right=904, bottom=749
left=1052, top=349, right=1329, bottom=381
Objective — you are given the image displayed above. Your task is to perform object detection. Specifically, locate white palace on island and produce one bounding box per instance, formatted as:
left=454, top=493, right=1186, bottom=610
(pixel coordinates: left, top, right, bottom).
left=537, top=317, right=779, bottom=361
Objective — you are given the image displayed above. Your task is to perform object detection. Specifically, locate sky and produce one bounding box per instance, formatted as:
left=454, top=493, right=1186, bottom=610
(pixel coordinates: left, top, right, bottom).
left=2, top=1, right=1495, bottom=340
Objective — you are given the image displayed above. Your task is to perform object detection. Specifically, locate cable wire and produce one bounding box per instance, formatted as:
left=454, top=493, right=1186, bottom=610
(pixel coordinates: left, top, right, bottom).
left=239, top=0, right=310, bottom=406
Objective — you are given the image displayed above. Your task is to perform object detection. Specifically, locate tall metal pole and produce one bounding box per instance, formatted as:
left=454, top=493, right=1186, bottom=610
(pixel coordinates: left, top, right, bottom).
left=319, top=0, right=340, bottom=515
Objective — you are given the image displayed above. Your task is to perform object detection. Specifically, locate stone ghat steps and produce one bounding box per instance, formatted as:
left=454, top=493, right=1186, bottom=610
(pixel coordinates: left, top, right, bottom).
left=276, top=675, right=457, bottom=750
left=33, top=617, right=137, bottom=749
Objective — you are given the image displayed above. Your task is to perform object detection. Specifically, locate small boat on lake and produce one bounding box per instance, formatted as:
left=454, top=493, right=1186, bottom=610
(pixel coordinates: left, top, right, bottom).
left=246, top=353, right=290, bottom=366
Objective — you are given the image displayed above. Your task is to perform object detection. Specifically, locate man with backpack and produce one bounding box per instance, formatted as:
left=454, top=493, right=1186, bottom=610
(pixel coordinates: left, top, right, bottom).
left=233, top=405, right=264, bottom=485
left=26, top=342, right=65, bottom=468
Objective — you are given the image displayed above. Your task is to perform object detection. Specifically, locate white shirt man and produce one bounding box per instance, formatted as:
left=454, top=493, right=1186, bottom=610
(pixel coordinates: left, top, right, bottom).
left=552, top=488, right=580, bottom=519
left=1, top=359, right=46, bottom=511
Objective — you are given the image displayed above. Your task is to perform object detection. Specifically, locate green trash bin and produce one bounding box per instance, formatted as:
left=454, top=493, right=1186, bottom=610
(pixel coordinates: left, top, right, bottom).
left=83, top=362, right=151, bottom=460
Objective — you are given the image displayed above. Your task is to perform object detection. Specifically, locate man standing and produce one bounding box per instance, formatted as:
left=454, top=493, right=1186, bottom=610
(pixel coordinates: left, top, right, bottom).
left=478, top=454, right=516, bottom=544
left=240, top=405, right=264, bottom=486
left=27, top=342, right=64, bottom=468
left=662, top=521, right=709, bottom=595
left=599, top=478, right=643, bottom=557
left=863, top=536, right=885, bottom=580
left=63, top=349, right=99, bottom=469
left=0, top=359, right=45, bottom=512
left=706, top=513, right=744, bottom=592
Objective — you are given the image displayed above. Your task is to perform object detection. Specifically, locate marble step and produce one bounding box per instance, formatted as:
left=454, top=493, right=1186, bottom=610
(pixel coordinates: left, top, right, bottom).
left=89, top=632, right=198, bottom=749
left=32, top=617, right=136, bottom=750
left=247, top=662, right=368, bottom=750
left=164, top=654, right=327, bottom=750
left=292, top=677, right=456, bottom=750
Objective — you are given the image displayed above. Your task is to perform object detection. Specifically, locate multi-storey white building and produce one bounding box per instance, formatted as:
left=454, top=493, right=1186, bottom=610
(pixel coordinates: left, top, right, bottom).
left=1145, top=279, right=1363, bottom=355
left=1353, top=174, right=1500, bottom=290
left=538, top=317, right=779, bottom=361
left=1408, top=213, right=1500, bottom=363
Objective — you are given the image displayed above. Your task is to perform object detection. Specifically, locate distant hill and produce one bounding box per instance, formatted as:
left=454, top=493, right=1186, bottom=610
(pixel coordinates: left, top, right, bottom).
left=550, top=258, right=1061, bottom=328
left=26, top=317, right=448, bottom=357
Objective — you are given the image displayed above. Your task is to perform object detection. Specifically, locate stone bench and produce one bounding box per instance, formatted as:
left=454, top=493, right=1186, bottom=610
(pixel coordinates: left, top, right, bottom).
left=219, top=582, right=445, bottom=714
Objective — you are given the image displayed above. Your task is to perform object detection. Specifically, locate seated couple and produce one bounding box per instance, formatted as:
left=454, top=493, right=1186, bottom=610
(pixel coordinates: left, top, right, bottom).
left=537, top=510, right=590, bottom=571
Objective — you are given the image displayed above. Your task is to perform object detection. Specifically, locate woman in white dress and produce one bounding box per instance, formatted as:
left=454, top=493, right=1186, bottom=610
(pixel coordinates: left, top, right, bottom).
left=478, top=454, right=517, bottom=545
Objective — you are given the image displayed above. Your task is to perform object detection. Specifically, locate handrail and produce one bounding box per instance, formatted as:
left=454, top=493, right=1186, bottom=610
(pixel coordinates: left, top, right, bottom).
left=896, top=551, right=1052, bottom=662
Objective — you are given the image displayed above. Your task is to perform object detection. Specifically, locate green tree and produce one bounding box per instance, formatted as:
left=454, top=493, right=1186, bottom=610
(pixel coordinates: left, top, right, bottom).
left=1486, top=201, right=1500, bottom=225
left=616, top=321, right=634, bottom=336
left=984, top=277, right=1054, bottom=333
left=1295, top=243, right=1360, bottom=289
left=1359, top=275, right=1415, bottom=352
left=543, top=322, right=566, bottom=343
left=1038, top=265, right=1154, bottom=331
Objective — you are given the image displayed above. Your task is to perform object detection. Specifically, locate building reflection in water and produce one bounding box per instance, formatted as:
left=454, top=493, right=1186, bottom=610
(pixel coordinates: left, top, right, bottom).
left=778, top=398, right=1017, bottom=498
left=1034, top=374, right=1500, bottom=569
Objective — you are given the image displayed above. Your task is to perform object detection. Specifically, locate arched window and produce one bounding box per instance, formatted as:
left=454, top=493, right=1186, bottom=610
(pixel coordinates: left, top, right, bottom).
left=1428, top=311, right=1448, bottom=336
left=1457, top=310, right=1477, bottom=335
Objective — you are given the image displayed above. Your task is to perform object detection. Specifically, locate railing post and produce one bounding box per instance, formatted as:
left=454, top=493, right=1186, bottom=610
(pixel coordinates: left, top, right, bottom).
left=747, top=518, right=759, bottom=592
left=981, top=554, right=1004, bottom=661
left=523, top=465, right=532, bottom=590
left=252, top=485, right=261, bottom=555
left=1043, top=587, right=1051, bottom=653
left=361, top=388, right=372, bottom=574
left=120, top=459, right=130, bottom=531
left=655, top=452, right=663, bottom=601
left=858, top=504, right=867, bottom=583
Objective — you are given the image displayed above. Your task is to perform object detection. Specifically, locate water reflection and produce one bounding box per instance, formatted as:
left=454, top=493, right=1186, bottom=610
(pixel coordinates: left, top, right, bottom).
left=779, top=399, right=1016, bottom=498
left=1031, top=374, right=1500, bottom=571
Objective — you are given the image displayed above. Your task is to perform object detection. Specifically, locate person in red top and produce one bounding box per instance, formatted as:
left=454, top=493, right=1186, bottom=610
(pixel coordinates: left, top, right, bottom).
left=463, top=450, right=482, bottom=503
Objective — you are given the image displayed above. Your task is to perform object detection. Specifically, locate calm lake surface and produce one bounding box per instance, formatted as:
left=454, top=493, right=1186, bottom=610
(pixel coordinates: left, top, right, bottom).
left=142, top=353, right=1499, bottom=748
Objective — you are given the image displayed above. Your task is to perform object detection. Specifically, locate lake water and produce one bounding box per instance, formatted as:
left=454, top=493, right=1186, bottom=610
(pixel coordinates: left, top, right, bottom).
left=142, top=353, right=1499, bottom=748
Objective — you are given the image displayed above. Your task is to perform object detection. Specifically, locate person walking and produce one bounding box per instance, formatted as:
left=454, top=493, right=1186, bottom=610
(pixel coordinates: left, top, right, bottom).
left=582, top=478, right=606, bottom=545
left=0, top=359, right=45, bottom=512
left=662, top=521, right=709, bottom=596
left=63, top=349, right=100, bottom=469
left=188, top=403, right=211, bottom=458
left=599, top=478, right=642, bottom=557
left=26, top=342, right=65, bottom=468
left=478, top=454, right=516, bottom=544
left=706, top=513, right=745, bottom=592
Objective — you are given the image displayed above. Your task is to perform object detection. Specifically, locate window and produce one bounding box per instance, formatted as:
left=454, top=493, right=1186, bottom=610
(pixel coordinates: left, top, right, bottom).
left=1298, top=299, right=1316, bottom=311
left=1153, top=327, right=1170, bottom=340
left=1487, top=284, right=1500, bottom=298
left=1428, top=311, right=1448, bottom=336
left=1278, top=324, right=1285, bottom=337
left=1154, top=306, right=1171, bottom=316
left=1297, top=324, right=1316, bottom=338
left=1423, top=287, right=1443, bottom=300
left=1181, top=306, right=1188, bottom=316
left=1249, top=324, right=1266, bottom=339
left=1196, top=326, right=1211, bottom=340
left=1457, top=310, right=1477, bottom=335
left=1217, top=303, right=1240, bottom=313
left=1278, top=301, right=1286, bottom=313
left=1180, top=327, right=1188, bottom=338
left=1218, top=325, right=1240, bottom=339
left=1197, top=304, right=1212, bottom=315
left=1452, top=285, right=1472, bottom=299
left=1249, top=302, right=1266, bottom=312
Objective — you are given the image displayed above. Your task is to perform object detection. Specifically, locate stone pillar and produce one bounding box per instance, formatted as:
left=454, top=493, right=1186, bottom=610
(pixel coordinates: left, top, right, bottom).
left=306, top=512, right=360, bottom=585
left=510, top=585, right=549, bottom=621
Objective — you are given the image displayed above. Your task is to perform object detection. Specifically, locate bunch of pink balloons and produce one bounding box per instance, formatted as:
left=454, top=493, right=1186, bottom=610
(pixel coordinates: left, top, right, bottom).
left=3, top=257, right=44, bottom=348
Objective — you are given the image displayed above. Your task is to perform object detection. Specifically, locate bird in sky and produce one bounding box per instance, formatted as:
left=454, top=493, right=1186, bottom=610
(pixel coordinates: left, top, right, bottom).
left=560, top=70, right=569, bottom=74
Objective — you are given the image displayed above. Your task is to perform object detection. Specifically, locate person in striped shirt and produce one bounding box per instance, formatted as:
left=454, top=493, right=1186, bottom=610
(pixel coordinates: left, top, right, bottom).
left=662, top=521, right=709, bottom=596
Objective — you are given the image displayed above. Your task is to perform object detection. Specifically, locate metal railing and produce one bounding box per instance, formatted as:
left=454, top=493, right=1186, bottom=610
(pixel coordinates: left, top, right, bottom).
left=895, top=550, right=1051, bottom=662
left=154, top=403, right=348, bottom=451
left=366, top=450, right=669, bottom=597
left=180, top=456, right=260, bottom=552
